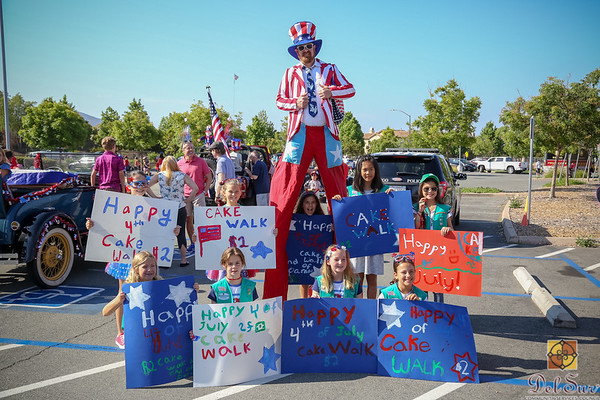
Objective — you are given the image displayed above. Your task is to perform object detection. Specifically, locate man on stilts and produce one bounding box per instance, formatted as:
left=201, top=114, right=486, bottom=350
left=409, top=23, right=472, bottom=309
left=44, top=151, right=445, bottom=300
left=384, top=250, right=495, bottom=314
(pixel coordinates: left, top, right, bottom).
left=264, top=21, right=355, bottom=300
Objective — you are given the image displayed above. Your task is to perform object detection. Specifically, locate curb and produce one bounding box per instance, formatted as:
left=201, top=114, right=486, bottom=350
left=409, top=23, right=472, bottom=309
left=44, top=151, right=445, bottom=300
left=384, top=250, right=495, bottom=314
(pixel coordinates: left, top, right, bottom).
left=512, top=266, right=577, bottom=328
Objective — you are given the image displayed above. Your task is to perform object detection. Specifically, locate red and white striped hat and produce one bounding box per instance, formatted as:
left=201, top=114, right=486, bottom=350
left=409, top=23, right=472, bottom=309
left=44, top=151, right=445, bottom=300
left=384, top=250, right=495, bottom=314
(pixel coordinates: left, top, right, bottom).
left=287, top=21, right=322, bottom=59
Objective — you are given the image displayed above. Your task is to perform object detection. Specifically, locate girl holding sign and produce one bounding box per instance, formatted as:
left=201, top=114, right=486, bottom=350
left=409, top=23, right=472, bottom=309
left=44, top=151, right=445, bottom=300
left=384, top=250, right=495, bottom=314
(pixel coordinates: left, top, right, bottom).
left=293, top=191, right=325, bottom=298
left=102, top=251, right=162, bottom=347
left=379, top=252, right=427, bottom=301
left=333, top=155, right=393, bottom=299
left=194, top=247, right=259, bottom=303
left=413, top=173, right=454, bottom=303
left=311, top=244, right=362, bottom=298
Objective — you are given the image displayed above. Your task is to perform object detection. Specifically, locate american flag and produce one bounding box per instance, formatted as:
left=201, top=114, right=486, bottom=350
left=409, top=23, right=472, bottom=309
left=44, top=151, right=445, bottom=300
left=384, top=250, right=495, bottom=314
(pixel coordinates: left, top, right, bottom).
left=234, top=74, right=239, bottom=81
left=207, top=88, right=229, bottom=156
left=197, top=225, right=221, bottom=257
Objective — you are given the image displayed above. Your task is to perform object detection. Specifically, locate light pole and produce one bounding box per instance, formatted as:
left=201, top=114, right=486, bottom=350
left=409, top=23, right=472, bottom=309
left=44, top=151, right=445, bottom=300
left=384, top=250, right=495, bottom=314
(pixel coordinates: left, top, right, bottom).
left=390, top=109, right=411, bottom=135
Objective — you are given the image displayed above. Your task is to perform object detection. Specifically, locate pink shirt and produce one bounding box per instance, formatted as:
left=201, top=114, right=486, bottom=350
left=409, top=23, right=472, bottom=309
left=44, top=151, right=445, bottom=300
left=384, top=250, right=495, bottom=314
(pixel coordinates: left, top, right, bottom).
left=93, top=151, right=124, bottom=190
left=177, top=155, right=211, bottom=197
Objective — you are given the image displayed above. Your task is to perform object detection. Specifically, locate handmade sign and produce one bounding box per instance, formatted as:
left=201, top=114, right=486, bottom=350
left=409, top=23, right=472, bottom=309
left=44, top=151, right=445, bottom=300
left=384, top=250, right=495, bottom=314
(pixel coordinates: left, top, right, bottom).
left=377, top=299, right=479, bottom=383
left=85, top=190, right=179, bottom=267
left=123, top=276, right=197, bottom=388
left=331, top=191, right=413, bottom=258
left=192, top=297, right=283, bottom=387
left=281, top=298, right=378, bottom=373
left=287, top=214, right=334, bottom=285
left=397, top=229, right=483, bottom=297
left=194, top=206, right=276, bottom=270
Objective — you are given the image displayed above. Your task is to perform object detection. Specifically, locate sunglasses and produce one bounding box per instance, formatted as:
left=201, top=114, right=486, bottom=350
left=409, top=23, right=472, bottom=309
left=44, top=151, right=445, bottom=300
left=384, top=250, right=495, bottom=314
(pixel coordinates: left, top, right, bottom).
left=130, top=180, right=148, bottom=188
left=394, top=252, right=415, bottom=264
left=423, top=187, right=438, bottom=192
left=296, top=43, right=314, bottom=51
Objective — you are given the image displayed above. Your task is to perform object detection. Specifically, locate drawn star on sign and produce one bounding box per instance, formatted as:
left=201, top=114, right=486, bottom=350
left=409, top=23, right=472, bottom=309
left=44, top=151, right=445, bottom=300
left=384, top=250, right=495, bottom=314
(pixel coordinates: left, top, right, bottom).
left=250, top=241, right=273, bottom=259
left=283, top=142, right=300, bottom=163
left=450, top=352, right=478, bottom=382
left=310, top=266, right=321, bottom=278
left=258, top=344, right=281, bottom=374
left=165, top=280, right=194, bottom=308
left=128, top=284, right=151, bottom=311
left=379, top=302, right=405, bottom=329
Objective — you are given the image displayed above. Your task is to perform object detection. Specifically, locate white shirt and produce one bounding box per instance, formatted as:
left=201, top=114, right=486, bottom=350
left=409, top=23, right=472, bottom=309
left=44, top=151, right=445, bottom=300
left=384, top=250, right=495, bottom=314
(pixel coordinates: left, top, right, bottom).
left=300, top=61, right=326, bottom=127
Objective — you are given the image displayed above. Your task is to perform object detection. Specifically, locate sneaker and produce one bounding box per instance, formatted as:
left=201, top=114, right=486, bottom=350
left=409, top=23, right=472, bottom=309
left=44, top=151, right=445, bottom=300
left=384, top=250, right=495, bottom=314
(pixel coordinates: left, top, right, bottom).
left=115, top=333, right=125, bottom=349
left=187, top=243, right=195, bottom=253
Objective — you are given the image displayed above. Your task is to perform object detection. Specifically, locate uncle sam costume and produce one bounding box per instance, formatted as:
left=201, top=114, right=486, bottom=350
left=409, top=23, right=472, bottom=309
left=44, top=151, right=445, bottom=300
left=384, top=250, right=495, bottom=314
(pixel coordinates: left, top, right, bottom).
left=264, top=21, right=355, bottom=301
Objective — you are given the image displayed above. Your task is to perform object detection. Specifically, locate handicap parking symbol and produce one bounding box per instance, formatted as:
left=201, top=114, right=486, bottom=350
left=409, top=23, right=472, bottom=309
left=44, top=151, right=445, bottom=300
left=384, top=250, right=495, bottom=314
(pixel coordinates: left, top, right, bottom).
left=0, top=286, right=104, bottom=308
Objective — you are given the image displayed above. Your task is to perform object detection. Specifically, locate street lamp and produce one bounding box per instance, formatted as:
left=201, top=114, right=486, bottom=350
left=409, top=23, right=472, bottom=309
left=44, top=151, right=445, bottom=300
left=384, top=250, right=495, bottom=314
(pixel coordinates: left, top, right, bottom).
left=390, top=109, right=412, bottom=135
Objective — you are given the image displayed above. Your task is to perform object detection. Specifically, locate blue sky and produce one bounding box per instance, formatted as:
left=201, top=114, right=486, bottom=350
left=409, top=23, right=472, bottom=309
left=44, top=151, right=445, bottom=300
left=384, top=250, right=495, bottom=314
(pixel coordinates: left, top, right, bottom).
left=3, top=0, right=599, bottom=137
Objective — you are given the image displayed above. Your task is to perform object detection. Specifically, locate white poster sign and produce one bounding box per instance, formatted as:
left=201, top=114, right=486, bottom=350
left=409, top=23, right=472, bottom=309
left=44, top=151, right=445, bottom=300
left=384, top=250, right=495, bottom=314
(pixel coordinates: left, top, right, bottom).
left=85, top=190, right=179, bottom=267
left=192, top=297, right=283, bottom=387
left=194, top=206, right=276, bottom=270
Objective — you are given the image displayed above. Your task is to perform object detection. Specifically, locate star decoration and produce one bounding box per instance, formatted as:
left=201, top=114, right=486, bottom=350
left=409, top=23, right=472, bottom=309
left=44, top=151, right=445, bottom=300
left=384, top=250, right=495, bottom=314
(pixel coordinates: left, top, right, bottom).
left=128, top=284, right=151, bottom=311
left=165, top=280, right=194, bottom=308
left=450, top=352, right=478, bottom=382
left=310, top=266, right=321, bottom=278
left=283, top=142, right=300, bottom=163
left=379, top=302, right=405, bottom=329
left=250, top=241, right=273, bottom=259
left=258, top=344, right=281, bottom=374
left=329, top=144, right=342, bottom=163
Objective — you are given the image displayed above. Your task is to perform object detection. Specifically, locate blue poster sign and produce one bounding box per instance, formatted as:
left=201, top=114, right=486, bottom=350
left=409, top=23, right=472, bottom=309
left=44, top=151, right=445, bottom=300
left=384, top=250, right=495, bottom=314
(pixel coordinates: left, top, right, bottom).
left=281, top=298, right=378, bottom=374
left=377, top=299, right=479, bottom=383
left=287, top=214, right=334, bottom=285
left=123, top=276, right=197, bottom=388
left=331, top=191, right=413, bottom=258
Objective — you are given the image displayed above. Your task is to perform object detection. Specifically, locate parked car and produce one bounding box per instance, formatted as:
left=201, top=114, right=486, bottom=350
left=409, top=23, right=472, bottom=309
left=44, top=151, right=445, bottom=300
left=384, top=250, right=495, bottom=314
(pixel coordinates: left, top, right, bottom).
left=448, top=158, right=477, bottom=172
left=474, top=156, right=528, bottom=174
left=1, top=170, right=95, bottom=288
left=68, top=156, right=97, bottom=171
left=371, top=149, right=466, bottom=225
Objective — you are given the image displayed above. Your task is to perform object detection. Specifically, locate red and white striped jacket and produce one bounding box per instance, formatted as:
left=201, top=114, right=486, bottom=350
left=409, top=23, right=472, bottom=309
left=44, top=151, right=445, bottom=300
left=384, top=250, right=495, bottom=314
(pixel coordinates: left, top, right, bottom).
left=276, top=59, right=355, bottom=141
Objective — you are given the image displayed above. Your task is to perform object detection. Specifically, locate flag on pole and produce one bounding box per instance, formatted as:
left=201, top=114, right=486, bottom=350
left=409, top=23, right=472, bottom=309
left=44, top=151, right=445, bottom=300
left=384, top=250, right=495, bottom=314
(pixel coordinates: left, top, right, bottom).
left=207, top=87, right=229, bottom=157
left=234, top=74, right=239, bottom=81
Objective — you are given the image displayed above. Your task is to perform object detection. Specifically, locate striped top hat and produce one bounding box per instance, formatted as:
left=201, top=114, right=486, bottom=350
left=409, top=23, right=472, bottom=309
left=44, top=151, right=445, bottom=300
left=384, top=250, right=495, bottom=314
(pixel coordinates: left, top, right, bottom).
left=288, top=21, right=322, bottom=60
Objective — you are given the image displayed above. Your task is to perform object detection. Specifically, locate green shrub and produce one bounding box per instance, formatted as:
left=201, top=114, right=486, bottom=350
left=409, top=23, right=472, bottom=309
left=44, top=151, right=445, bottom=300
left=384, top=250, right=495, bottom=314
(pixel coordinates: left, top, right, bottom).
left=461, top=187, right=502, bottom=193
left=575, top=236, right=598, bottom=248
left=543, top=179, right=584, bottom=187
left=509, top=196, right=522, bottom=208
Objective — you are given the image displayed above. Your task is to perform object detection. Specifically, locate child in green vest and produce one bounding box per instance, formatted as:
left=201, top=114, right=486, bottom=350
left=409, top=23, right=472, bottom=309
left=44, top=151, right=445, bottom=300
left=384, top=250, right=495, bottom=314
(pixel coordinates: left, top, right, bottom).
left=194, top=247, right=258, bottom=303
left=311, top=244, right=362, bottom=298
left=379, top=252, right=427, bottom=301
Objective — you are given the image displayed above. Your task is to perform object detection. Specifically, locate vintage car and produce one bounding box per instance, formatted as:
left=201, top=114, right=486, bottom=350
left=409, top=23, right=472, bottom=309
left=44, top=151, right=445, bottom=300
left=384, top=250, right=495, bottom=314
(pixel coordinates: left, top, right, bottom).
left=1, top=170, right=95, bottom=288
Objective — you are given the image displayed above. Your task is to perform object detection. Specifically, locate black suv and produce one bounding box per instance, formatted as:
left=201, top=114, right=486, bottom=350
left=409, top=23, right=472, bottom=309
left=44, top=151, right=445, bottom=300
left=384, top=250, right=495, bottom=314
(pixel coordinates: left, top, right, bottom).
left=371, top=148, right=466, bottom=225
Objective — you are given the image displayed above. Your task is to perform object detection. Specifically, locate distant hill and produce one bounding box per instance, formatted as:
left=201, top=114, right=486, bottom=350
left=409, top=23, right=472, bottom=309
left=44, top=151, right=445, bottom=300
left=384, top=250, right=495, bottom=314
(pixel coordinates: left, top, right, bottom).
left=79, top=112, right=102, bottom=127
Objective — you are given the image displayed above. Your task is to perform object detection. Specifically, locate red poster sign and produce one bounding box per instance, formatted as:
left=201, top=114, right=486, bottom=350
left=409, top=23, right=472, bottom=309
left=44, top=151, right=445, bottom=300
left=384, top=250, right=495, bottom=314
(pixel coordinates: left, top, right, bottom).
left=397, top=229, right=483, bottom=297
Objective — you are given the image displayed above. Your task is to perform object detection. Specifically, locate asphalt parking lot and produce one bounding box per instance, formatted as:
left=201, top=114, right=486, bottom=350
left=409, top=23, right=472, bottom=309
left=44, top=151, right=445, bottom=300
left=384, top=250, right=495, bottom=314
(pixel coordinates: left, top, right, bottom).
left=0, top=173, right=598, bottom=399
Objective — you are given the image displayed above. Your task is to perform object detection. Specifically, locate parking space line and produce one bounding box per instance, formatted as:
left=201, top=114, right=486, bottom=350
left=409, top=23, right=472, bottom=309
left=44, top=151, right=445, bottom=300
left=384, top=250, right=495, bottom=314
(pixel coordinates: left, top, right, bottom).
left=192, top=373, right=291, bottom=400
left=0, top=338, right=123, bottom=353
left=559, top=256, right=600, bottom=289
left=535, top=248, right=574, bottom=258
left=411, top=382, right=466, bottom=400
left=584, top=262, right=600, bottom=272
left=482, top=244, right=517, bottom=254
left=482, top=291, right=600, bottom=302
left=0, top=344, right=23, bottom=351
left=0, top=361, right=124, bottom=399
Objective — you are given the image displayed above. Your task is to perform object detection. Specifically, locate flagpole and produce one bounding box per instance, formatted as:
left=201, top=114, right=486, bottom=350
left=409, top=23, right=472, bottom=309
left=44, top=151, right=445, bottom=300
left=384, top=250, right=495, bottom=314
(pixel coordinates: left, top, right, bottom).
left=232, top=75, right=236, bottom=119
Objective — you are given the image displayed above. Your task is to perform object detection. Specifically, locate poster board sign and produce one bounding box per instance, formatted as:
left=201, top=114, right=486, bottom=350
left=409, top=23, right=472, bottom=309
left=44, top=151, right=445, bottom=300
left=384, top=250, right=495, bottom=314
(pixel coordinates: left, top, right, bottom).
left=287, top=214, right=334, bottom=285
left=192, top=298, right=283, bottom=387
left=281, top=298, right=378, bottom=374
left=377, top=299, right=479, bottom=383
left=123, top=276, right=197, bottom=388
left=85, top=190, right=179, bottom=267
left=397, top=229, right=483, bottom=297
left=194, top=206, right=276, bottom=270
left=331, top=192, right=413, bottom=258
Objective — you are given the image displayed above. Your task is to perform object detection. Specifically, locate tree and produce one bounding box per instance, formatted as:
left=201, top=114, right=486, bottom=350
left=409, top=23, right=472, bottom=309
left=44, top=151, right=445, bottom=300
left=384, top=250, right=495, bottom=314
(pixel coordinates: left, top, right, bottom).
left=158, top=111, right=189, bottom=156
left=0, top=92, right=35, bottom=151
left=412, top=79, right=480, bottom=156
left=369, top=127, right=398, bottom=153
left=116, top=99, right=160, bottom=150
left=472, top=121, right=504, bottom=157
left=246, top=110, right=277, bottom=146
left=20, top=95, right=91, bottom=150
left=96, top=106, right=123, bottom=145
left=338, top=111, right=365, bottom=156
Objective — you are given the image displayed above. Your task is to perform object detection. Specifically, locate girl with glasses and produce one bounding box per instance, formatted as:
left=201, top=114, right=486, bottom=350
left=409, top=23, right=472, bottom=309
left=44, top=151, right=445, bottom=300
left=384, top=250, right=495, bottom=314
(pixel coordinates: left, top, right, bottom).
left=413, top=173, right=453, bottom=303
left=378, top=252, right=426, bottom=301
